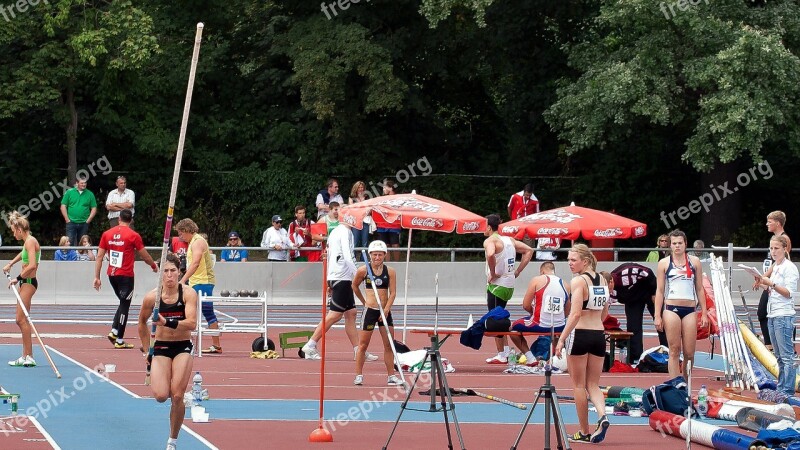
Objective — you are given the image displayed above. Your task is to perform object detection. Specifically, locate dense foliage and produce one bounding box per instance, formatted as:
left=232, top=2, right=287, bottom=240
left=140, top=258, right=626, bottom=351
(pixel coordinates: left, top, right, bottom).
left=1, top=0, right=797, bottom=250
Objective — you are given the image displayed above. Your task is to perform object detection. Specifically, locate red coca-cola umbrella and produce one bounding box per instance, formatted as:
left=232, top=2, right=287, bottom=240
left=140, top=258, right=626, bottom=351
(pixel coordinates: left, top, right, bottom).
left=499, top=203, right=647, bottom=241
left=340, top=192, right=487, bottom=340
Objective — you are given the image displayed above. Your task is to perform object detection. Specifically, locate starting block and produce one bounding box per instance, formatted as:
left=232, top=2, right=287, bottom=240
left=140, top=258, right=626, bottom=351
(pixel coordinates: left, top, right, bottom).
left=279, top=331, right=313, bottom=357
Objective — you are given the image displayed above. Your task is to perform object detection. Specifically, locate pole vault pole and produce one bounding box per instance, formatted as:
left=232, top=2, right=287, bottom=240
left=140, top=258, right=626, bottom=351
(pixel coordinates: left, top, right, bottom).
left=146, top=22, right=205, bottom=385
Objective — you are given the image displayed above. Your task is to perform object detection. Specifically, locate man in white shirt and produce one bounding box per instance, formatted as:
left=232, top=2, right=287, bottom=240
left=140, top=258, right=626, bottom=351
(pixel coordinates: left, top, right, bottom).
left=106, top=176, right=135, bottom=227
left=260, top=215, right=294, bottom=261
left=315, top=178, right=345, bottom=220
left=302, top=221, right=378, bottom=362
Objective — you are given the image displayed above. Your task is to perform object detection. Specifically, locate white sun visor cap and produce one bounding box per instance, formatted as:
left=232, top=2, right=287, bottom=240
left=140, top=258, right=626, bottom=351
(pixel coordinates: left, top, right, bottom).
left=368, top=240, right=388, bottom=254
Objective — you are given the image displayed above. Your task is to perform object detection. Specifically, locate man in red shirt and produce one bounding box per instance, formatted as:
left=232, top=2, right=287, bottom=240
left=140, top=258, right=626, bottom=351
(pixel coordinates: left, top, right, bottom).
left=507, top=183, right=539, bottom=220
left=93, top=209, right=158, bottom=348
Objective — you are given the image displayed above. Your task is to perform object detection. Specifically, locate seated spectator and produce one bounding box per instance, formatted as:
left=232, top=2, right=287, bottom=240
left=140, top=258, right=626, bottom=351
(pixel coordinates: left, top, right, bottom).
left=77, top=235, right=97, bottom=261
left=536, top=237, right=560, bottom=261
left=54, top=236, right=79, bottom=261
left=220, top=231, right=248, bottom=262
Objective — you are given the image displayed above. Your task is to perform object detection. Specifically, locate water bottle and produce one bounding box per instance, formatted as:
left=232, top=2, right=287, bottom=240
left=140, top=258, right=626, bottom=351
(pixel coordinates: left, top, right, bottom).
left=507, top=352, right=517, bottom=367
left=697, top=385, right=708, bottom=417
left=620, top=347, right=628, bottom=363
left=192, top=371, right=203, bottom=404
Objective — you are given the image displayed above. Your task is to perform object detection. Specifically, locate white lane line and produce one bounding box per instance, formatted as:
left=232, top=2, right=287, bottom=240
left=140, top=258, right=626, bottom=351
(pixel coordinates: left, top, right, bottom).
left=28, top=416, right=62, bottom=450
left=46, top=347, right=141, bottom=399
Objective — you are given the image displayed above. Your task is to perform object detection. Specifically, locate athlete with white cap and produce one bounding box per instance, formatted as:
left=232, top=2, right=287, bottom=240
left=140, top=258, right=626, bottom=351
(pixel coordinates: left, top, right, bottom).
left=351, top=240, right=403, bottom=386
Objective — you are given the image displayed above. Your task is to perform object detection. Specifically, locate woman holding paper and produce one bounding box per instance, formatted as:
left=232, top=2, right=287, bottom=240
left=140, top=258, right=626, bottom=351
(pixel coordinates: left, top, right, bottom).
left=756, top=235, right=798, bottom=396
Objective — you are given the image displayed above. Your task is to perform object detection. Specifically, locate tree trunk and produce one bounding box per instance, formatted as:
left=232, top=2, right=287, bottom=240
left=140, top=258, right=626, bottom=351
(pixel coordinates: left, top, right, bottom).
left=65, top=82, right=78, bottom=183
left=700, top=162, right=742, bottom=245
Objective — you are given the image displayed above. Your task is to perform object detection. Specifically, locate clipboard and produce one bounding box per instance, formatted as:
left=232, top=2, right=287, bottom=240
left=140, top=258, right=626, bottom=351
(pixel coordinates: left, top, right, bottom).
left=737, top=264, right=762, bottom=278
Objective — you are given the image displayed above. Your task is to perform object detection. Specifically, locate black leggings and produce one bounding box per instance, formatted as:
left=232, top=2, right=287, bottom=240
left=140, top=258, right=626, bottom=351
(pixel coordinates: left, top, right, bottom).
left=757, top=289, right=771, bottom=346
left=110, top=276, right=134, bottom=339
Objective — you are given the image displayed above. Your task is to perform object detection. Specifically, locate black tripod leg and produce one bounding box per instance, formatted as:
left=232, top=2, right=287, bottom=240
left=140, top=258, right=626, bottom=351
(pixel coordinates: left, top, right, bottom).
left=382, top=353, right=429, bottom=450
left=550, top=392, right=572, bottom=450
left=435, top=351, right=466, bottom=450
left=510, top=389, right=544, bottom=450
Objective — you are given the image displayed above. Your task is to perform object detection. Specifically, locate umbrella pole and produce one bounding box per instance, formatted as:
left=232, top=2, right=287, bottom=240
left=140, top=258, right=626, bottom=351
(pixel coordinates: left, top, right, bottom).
left=402, top=229, right=413, bottom=342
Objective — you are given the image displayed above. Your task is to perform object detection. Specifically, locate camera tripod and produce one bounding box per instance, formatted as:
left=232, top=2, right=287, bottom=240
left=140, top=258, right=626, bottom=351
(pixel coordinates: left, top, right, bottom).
left=511, top=305, right=570, bottom=450
left=383, top=333, right=466, bottom=450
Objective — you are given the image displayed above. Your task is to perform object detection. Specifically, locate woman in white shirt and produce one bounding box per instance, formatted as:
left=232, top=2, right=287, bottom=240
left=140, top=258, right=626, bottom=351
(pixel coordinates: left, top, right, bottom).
left=755, top=235, right=798, bottom=395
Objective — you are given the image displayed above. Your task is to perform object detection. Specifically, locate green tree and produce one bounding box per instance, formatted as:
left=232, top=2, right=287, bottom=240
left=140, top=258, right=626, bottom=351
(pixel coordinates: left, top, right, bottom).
left=544, top=0, right=800, bottom=240
left=0, top=0, right=159, bottom=182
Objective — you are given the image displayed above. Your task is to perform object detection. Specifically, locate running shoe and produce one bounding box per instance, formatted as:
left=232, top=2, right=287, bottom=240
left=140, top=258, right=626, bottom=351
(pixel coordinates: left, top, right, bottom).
left=114, top=341, right=134, bottom=349
left=353, top=374, right=364, bottom=385
left=354, top=348, right=379, bottom=361
left=201, top=346, right=223, bottom=354
left=568, top=431, right=591, bottom=443
left=107, top=332, right=118, bottom=344
left=24, top=355, right=36, bottom=367
left=387, top=375, right=404, bottom=386
left=8, top=356, right=26, bottom=367
left=485, top=354, right=508, bottom=364
left=591, top=415, right=610, bottom=443
left=303, top=345, right=322, bottom=360
left=166, top=441, right=177, bottom=450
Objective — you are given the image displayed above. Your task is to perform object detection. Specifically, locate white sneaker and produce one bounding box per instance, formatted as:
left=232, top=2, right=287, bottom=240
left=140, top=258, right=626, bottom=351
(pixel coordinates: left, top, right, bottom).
left=8, top=356, right=26, bottom=367
left=485, top=354, right=508, bottom=364
left=166, top=442, right=177, bottom=450
left=353, top=375, right=364, bottom=385
left=24, top=355, right=36, bottom=367
left=387, top=375, right=404, bottom=386
left=354, top=348, right=379, bottom=361
left=302, top=342, right=321, bottom=359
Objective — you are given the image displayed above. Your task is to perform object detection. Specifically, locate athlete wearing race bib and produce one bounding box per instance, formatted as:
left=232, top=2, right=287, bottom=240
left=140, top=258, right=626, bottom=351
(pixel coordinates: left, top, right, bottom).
left=482, top=214, right=533, bottom=365
left=509, top=262, right=570, bottom=366
left=655, top=230, right=708, bottom=380
left=94, top=209, right=158, bottom=349
left=555, top=244, right=611, bottom=444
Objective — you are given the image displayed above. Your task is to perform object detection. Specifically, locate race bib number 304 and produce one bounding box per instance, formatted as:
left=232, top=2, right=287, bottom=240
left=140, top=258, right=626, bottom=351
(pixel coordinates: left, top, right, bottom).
left=542, top=295, right=563, bottom=314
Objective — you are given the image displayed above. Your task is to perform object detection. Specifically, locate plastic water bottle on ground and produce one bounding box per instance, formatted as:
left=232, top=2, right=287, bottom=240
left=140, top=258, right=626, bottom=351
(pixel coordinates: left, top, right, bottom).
left=192, top=371, right=203, bottom=404
left=697, top=385, right=708, bottom=417
left=507, top=352, right=517, bottom=367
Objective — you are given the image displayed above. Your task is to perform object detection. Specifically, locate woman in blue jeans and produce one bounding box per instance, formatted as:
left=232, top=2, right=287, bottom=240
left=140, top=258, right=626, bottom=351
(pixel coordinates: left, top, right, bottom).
left=755, top=235, right=799, bottom=395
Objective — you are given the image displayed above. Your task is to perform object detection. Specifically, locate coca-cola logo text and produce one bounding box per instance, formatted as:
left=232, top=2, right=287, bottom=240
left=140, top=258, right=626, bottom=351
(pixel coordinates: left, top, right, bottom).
left=537, top=227, right=569, bottom=235
left=410, top=217, right=443, bottom=228
left=462, top=221, right=481, bottom=232
left=593, top=228, right=622, bottom=238
left=340, top=214, right=356, bottom=226
left=501, top=226, right=518, bottom=235
left=379, top=197, right=440, bottom=213
left=520, top=209, right=581, bottom=224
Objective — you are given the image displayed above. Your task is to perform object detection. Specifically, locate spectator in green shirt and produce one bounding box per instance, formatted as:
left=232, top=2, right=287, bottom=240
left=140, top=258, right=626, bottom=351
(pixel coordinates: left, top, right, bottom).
left=60, top=178, right=97, bottom=249
left=645, top=234, right=670, bottom=262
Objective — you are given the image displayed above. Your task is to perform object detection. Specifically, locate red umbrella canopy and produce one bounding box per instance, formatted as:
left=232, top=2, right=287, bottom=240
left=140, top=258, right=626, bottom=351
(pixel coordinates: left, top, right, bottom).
left=339, top=193, right=487, bottom=234
left=499, top=205, right=647, bottom=241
